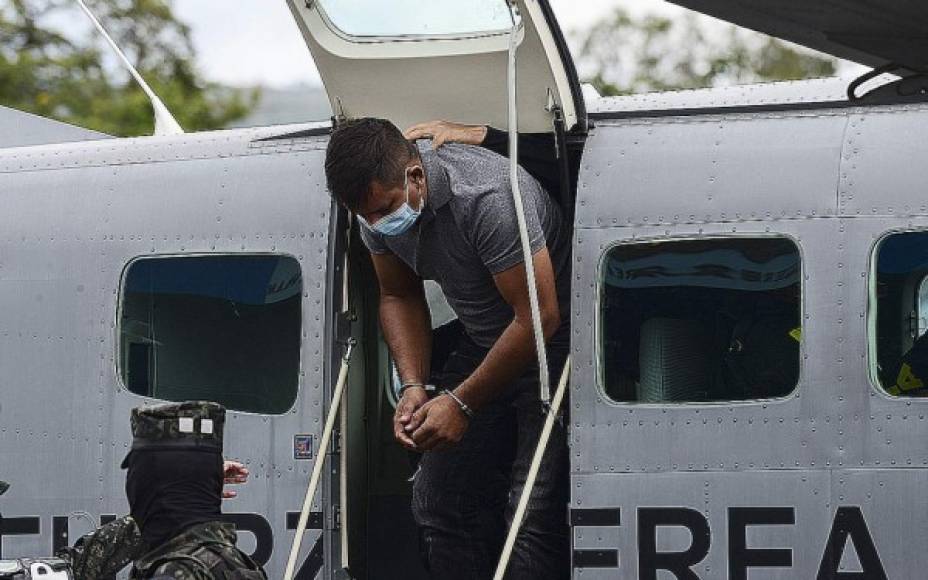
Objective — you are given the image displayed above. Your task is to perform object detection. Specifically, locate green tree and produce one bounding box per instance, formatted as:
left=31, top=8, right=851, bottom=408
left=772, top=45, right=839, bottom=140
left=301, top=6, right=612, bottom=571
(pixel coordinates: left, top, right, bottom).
left=576, top=8, right=838, bottom=97
left=0, top=0, right=257, bottom=136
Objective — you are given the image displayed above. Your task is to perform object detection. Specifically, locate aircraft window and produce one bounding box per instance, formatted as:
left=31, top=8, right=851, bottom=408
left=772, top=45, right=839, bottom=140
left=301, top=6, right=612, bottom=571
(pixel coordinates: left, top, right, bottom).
left=316, top=0, right=514, bottom=38
left=873, top=232, right=928, bottom=397
left=600, top=237, right=801, bottom=403
left=118, top=255, right=302, bottom=414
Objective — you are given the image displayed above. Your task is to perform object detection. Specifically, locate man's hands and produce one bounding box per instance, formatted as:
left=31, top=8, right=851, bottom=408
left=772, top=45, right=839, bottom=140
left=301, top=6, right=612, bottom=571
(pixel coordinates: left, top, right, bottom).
left=394, top=388, right=471, bottom=451
left=394, top=387, right=430, bottom=450
left=406, top=395, right=470, bottom=452
left=404, top=121, right=488, bottom=149
left=222, top=460, right=249, bottom=499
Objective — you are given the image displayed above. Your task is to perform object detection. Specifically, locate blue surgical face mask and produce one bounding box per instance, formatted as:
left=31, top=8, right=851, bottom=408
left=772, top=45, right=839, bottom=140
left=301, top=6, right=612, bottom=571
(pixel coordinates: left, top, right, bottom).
left=362, top=168, right=423, bottom=237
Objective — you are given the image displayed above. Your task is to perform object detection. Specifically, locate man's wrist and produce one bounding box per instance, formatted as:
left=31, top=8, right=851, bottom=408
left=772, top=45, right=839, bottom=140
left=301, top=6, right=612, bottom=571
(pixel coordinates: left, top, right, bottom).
left=400, top=383, right=435, bottom=397
left=472, top=125, right=489, bottom=145
left=442, top=389, right=475, bottom=419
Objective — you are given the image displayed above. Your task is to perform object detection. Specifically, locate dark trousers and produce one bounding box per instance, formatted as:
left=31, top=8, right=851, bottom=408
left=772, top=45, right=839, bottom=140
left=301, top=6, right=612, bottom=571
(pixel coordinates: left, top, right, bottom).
left=411, top=333, right=570, bottom=580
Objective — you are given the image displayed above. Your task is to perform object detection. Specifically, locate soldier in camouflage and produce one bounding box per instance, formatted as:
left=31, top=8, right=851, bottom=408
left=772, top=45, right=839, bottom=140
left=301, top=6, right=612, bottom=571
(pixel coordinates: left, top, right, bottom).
left=58, top=402, right=264, bottom=580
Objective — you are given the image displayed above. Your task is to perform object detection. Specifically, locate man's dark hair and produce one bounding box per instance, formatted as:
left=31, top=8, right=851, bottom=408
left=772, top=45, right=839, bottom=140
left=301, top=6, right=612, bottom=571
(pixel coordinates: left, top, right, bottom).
left=325, top=118, right=417, bottom=211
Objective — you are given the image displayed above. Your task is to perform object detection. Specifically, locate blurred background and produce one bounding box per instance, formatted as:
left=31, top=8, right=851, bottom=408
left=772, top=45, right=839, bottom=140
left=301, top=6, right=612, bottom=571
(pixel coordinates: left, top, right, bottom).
left=0, top=0, right=862, bottom=136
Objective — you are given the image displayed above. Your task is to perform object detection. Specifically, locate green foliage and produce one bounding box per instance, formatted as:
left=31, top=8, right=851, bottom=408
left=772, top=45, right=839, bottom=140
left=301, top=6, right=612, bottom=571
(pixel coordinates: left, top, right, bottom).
left=0, top=0, right=257, bottom=136
left=576, top=9, right=838, bottom=97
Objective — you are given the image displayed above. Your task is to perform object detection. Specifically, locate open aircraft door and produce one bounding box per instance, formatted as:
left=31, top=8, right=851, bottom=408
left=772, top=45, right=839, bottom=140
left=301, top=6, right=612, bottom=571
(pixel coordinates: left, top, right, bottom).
left=286, top=0, right=585, bottom=133
left=281, top=2, right=586, bottom=578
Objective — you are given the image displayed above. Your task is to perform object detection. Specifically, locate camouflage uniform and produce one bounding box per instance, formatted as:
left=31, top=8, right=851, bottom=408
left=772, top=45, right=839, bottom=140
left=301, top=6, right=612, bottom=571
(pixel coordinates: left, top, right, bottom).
left=130, top=522, right=264, bottom=580
left=58, top=516, right=144, bottom=580
left=121, top=401, right=226, bottom=465
left=60, top=402, right=265, bottom=580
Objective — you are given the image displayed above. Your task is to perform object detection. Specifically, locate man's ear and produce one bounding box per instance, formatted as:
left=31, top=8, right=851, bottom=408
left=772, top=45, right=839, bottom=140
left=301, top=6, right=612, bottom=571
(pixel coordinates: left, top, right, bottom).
left=408, top=165, right=426, bottom=186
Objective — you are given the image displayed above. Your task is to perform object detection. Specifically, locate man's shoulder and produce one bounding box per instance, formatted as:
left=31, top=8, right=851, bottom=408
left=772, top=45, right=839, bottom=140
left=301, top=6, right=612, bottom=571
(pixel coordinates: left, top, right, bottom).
left=436, top=146, right=507, bottom=204
left=435, top=143, right=508, bottom=171
left=136, top=523, right=253, bottom=580
left=59, top=515, right=143, bottom=580
left=436, top=142, right=504, bottom=159
left=93, top=515, right=140, bottom=541
left=135, top=522, right=235, bottom=569
left=436, top=144, right=544, bottom=197
left=144, top=558, right=213, bottom=580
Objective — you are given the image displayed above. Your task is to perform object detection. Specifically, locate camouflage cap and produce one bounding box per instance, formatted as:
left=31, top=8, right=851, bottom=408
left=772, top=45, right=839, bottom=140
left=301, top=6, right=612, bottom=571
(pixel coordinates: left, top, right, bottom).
left=121, top=401, right=225, bottom=468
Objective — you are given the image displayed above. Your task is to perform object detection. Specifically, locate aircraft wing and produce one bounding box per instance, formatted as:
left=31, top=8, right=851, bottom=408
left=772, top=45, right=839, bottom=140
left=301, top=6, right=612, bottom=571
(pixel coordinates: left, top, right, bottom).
left=0, top=106, right=110, bottom=149
left=668, top=0, right=928, bottom=74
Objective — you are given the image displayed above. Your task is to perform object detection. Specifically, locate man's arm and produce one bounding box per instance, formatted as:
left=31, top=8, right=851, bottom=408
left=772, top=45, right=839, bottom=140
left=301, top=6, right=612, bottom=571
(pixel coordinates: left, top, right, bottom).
left=371, top=252, right=433, bottom=449
left=408, top=248, right=560, bottom=451
left=454, top=247, right=560, bottom=409
left=58, top=516, right=143, bottom=580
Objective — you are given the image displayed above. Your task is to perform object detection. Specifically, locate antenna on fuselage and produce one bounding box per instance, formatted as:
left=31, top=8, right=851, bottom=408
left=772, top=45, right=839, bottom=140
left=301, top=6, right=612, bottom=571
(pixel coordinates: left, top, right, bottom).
left=74, top=0, right=184, bottom=136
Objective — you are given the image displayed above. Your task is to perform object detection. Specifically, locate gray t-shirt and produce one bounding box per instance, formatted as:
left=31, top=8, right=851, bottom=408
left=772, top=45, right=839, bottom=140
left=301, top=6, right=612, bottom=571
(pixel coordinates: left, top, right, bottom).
left=360, top=141, right=571, bottom=349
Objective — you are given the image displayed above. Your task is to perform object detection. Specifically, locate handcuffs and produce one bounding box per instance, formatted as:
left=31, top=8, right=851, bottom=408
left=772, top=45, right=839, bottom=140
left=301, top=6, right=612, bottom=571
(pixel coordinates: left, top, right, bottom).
left=399, top=383, right=475, bottom=419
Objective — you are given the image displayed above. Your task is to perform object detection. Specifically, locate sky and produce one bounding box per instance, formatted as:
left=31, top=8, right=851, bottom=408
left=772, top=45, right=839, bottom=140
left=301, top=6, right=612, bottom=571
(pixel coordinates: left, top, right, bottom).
left=171, top=0, right=688, bottom=89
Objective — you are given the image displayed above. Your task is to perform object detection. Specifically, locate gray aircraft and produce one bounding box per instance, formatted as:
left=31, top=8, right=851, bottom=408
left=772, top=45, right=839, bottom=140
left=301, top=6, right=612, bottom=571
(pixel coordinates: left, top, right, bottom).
left=1, top=0, right=927, bottom=579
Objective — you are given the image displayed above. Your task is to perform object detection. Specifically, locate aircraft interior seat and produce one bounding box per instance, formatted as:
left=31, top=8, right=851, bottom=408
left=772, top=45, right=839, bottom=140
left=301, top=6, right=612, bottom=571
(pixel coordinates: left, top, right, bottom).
left=638, top=317, right=712, bottom=403
left=721, top=311, right=800, bottom=400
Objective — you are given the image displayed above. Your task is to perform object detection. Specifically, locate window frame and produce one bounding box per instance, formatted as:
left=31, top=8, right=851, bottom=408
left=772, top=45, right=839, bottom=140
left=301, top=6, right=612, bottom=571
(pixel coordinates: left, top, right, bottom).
left=313, top=0, right=517, bottom=44
left=916, top=274, right=928, bottom=338
left=114, top=252, right=304, bottom=415
left=867, top=228, right=928, bottom=399
left=594, top=233, right=805, bottom=407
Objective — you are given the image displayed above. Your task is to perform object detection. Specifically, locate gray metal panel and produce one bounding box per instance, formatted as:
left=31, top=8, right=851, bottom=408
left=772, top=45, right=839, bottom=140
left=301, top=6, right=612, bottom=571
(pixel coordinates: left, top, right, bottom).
left=576, top=112, right=846, bottom=229
left=0, top=106, right=110, bottom=149
left=571, top=115, right=853, bottom=480
left=588, top=76, right=851, bottom=116
left=0, top=127, right=332, bottom=578
left=570, top=220, right=845, bottom=476
left=839, top=217, right=928, bottom=471
left=570, top=105, right=928, bottom=579
left=839, top=103, right=928, bottom=217
left=0, top=121, right=330, bottom=173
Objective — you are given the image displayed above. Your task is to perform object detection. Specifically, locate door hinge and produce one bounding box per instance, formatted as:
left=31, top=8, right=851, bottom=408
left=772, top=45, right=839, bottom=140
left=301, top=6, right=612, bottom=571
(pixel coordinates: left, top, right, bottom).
left=331, top=428, right=342, bottom=454
left=332, top=505, right=342, bottom=530
left=331, top=97, right=347, bottom=127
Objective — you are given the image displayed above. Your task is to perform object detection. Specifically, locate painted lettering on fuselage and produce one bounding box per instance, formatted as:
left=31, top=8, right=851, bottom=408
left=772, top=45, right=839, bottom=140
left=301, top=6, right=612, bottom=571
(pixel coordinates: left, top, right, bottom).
left=571, top=506, right=888, bottom=579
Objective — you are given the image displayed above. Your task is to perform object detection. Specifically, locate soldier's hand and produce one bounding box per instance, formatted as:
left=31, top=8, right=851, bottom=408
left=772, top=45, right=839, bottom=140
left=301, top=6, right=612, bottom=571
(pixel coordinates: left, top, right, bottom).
left=394, top=387, right=429, bottom=451
left=222, top=460, right=249, bottom=499
left=404, top=121, right=488, bottom=149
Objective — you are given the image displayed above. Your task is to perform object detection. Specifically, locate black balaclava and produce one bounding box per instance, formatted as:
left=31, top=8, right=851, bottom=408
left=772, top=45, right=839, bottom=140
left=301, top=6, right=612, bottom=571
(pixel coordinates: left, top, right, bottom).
left=125, top=448, right=223, bottom=550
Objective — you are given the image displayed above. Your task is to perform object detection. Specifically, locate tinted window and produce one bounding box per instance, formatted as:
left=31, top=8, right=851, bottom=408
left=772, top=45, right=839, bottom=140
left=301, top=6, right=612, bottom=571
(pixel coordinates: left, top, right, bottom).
left=874, top=232, right=928, bottom=396
left=119, top=255, right=302, bottom=414
left=601, top=238, right=801, bottom=403
left=317, top=0, right=513, bottom=38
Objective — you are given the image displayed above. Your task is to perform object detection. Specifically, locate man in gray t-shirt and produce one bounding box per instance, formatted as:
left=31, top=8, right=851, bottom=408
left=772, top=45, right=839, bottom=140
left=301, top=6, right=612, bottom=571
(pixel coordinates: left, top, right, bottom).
left=325, top=118, right=570, bottom=580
